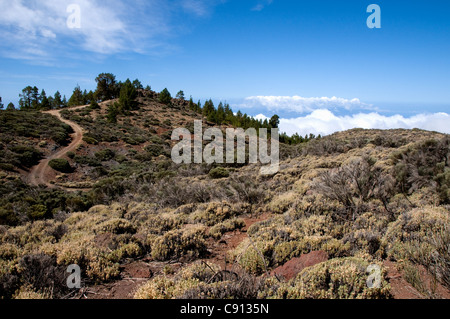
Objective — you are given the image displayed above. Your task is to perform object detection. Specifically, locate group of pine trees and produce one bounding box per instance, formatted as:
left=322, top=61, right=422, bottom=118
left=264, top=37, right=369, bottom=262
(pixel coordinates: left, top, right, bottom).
left=158, top=87, right=283, bottom=131
left=5, top=73, right=145, bottom=113
left=106, top=77, right=140, bottom=123
left=17, top=86, right=68, bottom=110
left=195, top=98, right=281, bottom=130
left=279, top=132, right=319, bottom=145
left=0, top=96, right=15, bottom=110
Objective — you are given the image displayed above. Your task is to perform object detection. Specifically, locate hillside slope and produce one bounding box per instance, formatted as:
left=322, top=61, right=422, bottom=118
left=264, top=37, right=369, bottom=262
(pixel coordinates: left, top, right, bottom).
left=0, top=92, right=449, bottom=300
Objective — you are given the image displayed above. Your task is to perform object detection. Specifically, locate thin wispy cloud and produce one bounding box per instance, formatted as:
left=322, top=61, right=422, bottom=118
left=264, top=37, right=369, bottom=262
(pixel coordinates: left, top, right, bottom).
left=241, top=95, right=374, bottom=114
left=180, top=0, right=209, bottom=16
left=276, top=109, right=450, bottom=137
left=252, top=0, right=273, bottom=12
left=0, top=0, right=216, bottom=64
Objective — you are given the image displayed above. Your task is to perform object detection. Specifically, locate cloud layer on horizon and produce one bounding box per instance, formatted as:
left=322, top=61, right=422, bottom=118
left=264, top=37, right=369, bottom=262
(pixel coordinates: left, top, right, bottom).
left=275, top=109, right=450, bottom=137
left=241, top=95, right=374, bottom=114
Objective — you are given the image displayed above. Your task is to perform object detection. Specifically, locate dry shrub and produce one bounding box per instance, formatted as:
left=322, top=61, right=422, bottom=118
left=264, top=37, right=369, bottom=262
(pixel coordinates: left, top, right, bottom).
left=93, top=218, right=136, bottom=235
left=227, top=175, right=265, bottom=205
left=392, top=136, right=449, bottom=204
left=313, top=155, right=395, bottom=219
left=179, top=273, right=262, bottom=299
left=134, top=276, right=200, bottom=299
left=153, top=178, right=224, bottom=207
left=383, top=206, right=450, bottom=289
left=190, top=202, right=249, bottom=226
left=245, top=213, right=350, bottom=267
left=276, top=257, right=391, bottom=299
left=383, top=206, right=449, bottom=260
left=13, top=285, right=50, bottom=299
left=208, top=218, right=245, bottom=239
left=151, top=225, right=207, bottom=261
left=135, top=261, right=264, bottom=300
left=342, top=212, right=391, bottom=257
left=265, top=191, right=298, bottom=214
left=17, top=254, right=69, bottom=298
left=135, top=261, right=220, bottom=299
left=228, top=238, right=272, bottom=275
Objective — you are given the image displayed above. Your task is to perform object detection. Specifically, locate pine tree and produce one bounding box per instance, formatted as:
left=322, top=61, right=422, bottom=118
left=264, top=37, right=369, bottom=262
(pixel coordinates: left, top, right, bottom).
left=133, top=79, right=143, bottom=90
left=62, top=96, right=68, bottom=108
left=40, top=90, right=50, bottom=110
left=95, top=73, right=118, bottom=102
left=176, top=90, right=185, bottom=100
left=31, top=86, right=40, bottom=109
left=19, top=86, right=33, bottom=109
left=68, top=85, right=84, bottom=107
left=159, top=88, right=172, bottom=105
left=85, top=90, right=95, bottom=104
left=0, top=96, right=3, bottom=110
left=118, top=79, right=137, bottom=113
left=53, top=91, right=63, bottom=109
left=6, top=102, right=15, bottom=111
left=269, top=115, right=280, bottom=129
left=107, top=103, right=119, bottom=123
left=216, top=102, right=225, bottom=124
left=203, top=99, right=216, bottom=121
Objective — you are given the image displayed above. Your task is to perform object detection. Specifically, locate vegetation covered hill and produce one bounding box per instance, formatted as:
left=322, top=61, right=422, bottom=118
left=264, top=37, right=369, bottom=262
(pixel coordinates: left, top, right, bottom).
left=0, top=76, right=449, bottom=299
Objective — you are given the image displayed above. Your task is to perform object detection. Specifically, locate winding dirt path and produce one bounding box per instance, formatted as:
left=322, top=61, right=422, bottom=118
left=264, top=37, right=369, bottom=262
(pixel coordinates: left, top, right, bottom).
left=28, top=105, right=87, bottom=188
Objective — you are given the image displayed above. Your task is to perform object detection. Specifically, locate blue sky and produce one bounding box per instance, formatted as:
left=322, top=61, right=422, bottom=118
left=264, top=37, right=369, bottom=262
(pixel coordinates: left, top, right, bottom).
left=1, top=0, right=449, bottom=136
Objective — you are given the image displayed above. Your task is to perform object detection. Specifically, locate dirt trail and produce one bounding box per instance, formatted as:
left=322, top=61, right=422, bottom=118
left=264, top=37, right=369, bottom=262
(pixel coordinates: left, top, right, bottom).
left=28, top=105, right=87, bottom=188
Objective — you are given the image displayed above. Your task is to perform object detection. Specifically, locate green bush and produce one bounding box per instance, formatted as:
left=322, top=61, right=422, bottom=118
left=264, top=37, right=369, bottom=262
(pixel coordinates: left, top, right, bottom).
left=0, top=163, right=15, bottom=171
left=0, top=205, right=18, bottom=225
left=83, top=136, right=98, bottom=145
left=73, top=155, right=101, bottom=167
left=9, top=145, right=42, bottom=168
left=51, top=131, right=69, bottom=145
left=89, top=101, right=100, bottom=110
left=27, top=204, right=48, bottom=220
left=145, top=144, right=165, bottom=157
left=209, top=167, right=230, bottom=179
left=48, top=159, right=72, bottom=173
left=95, top=149, right=116, bottom=161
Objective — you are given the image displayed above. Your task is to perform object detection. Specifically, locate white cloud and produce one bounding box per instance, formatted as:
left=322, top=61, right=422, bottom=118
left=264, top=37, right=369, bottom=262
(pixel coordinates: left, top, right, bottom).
left=276, top=109, right=450, bottom=137
left=242, top=95, right=373, bottom=114
left=0, top=0, right=127, bottom=57
left=0, top=0, right=213, bottom=63
left=254, top=113, right=270, bottom=121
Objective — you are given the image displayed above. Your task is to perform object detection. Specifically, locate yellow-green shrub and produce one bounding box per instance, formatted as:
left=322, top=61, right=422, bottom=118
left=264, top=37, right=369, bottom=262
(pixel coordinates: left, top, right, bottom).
left=228, top=239, right=273, bottom=275
left=279, top=258, right=391, bottom=299
left=383, top=206, right=450, bottom=261
left=208, top=218, right=245, bottom=239
left=151, top=226, right=207, bottom=261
